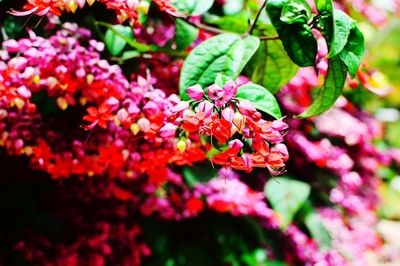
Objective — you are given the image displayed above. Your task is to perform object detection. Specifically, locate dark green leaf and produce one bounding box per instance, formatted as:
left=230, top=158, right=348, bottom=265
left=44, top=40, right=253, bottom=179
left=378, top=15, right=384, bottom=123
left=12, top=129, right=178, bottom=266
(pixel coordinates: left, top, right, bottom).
left=236, top=84, right=282, bottom=119
left=338, top=25, right=365, bottom=77
left=182, top=163, right=217, bottom=187
left=328, top=10, right=353, bottom=58
left=247, top=40, right=299, bottom=94
left=267, top=0, right=317, bottom=67
left=104, top=25, right=133, bottom=56
left=279, top=24, right=317, bottom=66
left=265, top=177, right=311, bottom=229
left=281, top=0, right=312, bottom=24
left=179, top=34, right=259, bottom=99
left=171, top=0, right=214, bottom=16
left=314, top=0, right=334, bottom=45
left=297, top=56, right=347, bottom=118
left=175, top=19, right=199, bottom=50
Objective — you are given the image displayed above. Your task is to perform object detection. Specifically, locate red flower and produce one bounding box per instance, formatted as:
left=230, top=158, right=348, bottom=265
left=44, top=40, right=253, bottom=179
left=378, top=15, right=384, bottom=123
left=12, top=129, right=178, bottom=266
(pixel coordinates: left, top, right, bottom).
left=82, top=103, right=114, bottom=130
left=211, top=118, right=231, bottom=144
left=9, top=0, right=63, bottom=16
left=186, top=197, right=203, bottom=214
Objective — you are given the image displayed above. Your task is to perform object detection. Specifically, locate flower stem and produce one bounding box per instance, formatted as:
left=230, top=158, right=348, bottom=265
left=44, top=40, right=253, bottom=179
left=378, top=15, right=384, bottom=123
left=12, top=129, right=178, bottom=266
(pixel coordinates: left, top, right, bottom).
left=247, top=0, right=268, bottom=35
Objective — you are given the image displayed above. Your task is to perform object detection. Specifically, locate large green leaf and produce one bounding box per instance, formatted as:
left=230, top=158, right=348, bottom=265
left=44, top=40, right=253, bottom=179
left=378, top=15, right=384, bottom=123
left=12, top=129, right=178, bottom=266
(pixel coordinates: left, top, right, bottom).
left=204, top=12, right=249, bottom=34
left=280, top=0, right=312, bottom=24
left=172, top=0, right=214, bottom=16
left=297, top=57, right=347, bottom=118
left=104, top=25, right=133, bottom=56
left=236, top=84, right=282, bottom=119
left=328, top=9, right=353, bottom=58
left=237, top=36, right=260, bottom=74
left=179, top=34, right=259, bottom=99
left=265, top=177, right=311, bottom=229
left=267, top=0, right=317, bottom=67
left=338, top=25, right=365, bottom=78
left=248, top=40, right=299, bottom=94
left=175, top=19, right=199, bottom=50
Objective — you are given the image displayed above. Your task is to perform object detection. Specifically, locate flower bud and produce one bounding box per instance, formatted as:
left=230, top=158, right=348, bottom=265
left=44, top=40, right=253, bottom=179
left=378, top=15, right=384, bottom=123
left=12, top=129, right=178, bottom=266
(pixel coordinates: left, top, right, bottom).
left=198, top=100, right=214, bottom=117
left=187, top=84, right=204, bottom=101
left=130, top=123, right=140, bottom=135
left=228, top=139, right=243, bottom=154
left=177, top=139, right=187, bottom=152
left=221, top=108, right=234, bottom=123
left=160, top=123, right=177, bottom=138
left=138, top=118, right=150, bottom=132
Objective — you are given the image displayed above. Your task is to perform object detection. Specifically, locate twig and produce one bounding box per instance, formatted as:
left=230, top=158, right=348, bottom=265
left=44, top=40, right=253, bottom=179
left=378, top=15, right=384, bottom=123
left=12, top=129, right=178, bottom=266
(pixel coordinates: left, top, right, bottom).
left=247, top=0, right=268, bottom=35
left=259, top=36, right=279, bottom=41
left=183, top=19, right=228, bottom=35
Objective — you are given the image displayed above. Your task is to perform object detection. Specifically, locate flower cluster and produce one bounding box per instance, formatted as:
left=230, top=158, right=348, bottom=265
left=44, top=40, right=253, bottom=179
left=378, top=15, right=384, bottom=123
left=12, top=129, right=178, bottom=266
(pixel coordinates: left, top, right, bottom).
left=0, top=25, right=208, bottom=185
left=10, top=0, right=176, bottom=24
left=276, top=65, right=400, bottom=263
left=182, top=82, right=289, bottom=174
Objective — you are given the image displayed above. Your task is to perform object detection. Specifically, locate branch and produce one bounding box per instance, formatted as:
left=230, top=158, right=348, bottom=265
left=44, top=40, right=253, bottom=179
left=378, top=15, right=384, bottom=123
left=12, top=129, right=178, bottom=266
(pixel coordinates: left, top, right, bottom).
left=259, top=36, right=279, bottom=41
left=247, top=0, right=268, bottom=35
left=183, top=19, right=228, bottom=35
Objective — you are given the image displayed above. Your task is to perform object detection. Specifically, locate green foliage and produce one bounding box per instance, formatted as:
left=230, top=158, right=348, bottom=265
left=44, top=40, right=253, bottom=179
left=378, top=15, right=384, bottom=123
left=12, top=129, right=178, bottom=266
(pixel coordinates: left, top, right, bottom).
left=264, top=0, right=365, bottom=117
left=182, top=163, right=218, bottom=187
left=175, top=19, right=199, bottom=50
left=328, top=10, right=353, bottom=57
left=179, top=34, right=259, bottom=99
left=297, top=57, right=347, bottom=118
left=338, top=25, right=365, bottom=77
left=236, top=84, right=282, bottom=119
left=171, top=0, right=215, bottom=16
left=265, top=177, right=311, bottom=228
left=204, top=12, right=249, bottom=34
left=280, top=0, right=312, bottom=24
left=266, top=0, right=317, bottom=67
left=104, top=25, right=133, bottom=56
left=246, top=40, right=299, bottom=94
left=302, top=202, right=332, bottom=250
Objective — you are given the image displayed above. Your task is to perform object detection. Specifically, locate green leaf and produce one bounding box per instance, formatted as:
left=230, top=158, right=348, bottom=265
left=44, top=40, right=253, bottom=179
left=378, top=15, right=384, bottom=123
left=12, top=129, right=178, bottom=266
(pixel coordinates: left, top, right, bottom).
left=237, top=36, right=260, bottom=74
left=204, top=12, right=249, bottom=34
left=182, top=163, right=217, bottom=187
left=304, top=209, right=332, bottom=251
left=279, top=24, right=317, bottom=67
left=280, top=0, right=312, bottom=24
left=104, top=25, right=133, bottom=56
left=215, top=73, right=233, bottom=87
left=314, top=0, right=333, bottom=12
left=236, top=84, right=282, bottom=119
left=265, top=177, right=311, bottom=229
left=328, top=10, right=354, bottom=58
left=267, top=0, right=317, bottom=67
left=338, top=25, right=365, bottom=77
left=297, top=56, right=347, bottom=118
left=179, top=34, right=259, bottom=100
left=247, top=40, right=299, bottom=94
left=172, top=0, right=214, bottom=16
left=175, top=19, right=199, bottom=50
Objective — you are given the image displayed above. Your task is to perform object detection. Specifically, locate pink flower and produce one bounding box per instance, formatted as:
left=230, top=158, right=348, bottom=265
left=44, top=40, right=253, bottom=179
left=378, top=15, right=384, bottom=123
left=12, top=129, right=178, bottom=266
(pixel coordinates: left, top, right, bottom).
left=159, top=123, right=177, bottom=138
left=221, top=81, right=237, bottom=102
left=198, top=100, right=214, bottom=117
left=187, top=84, right=204, bottom=101
left=228, top=140, right=243, bottom=154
